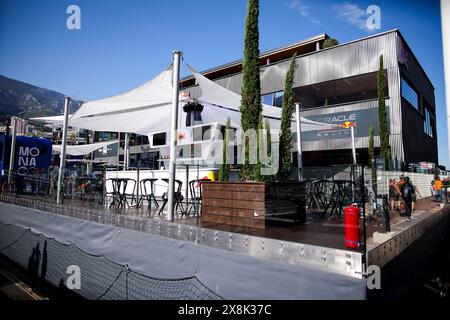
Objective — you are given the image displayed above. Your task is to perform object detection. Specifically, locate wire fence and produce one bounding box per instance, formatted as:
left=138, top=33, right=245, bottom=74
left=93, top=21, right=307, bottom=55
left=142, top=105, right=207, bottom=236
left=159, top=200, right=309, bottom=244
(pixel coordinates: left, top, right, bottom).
left=0, top=221, right=223, bottom=300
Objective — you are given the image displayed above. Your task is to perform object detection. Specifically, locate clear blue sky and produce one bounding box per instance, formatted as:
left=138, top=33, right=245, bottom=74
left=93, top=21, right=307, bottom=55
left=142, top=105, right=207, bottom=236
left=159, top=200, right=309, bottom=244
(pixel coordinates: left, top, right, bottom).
left=0, top=0, right=447, bottom=167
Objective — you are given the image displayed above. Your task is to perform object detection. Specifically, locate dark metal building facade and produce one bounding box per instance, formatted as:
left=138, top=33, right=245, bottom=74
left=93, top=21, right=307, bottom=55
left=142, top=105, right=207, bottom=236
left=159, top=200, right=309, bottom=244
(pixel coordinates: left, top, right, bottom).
left=181, top=30, right=438, bottom=167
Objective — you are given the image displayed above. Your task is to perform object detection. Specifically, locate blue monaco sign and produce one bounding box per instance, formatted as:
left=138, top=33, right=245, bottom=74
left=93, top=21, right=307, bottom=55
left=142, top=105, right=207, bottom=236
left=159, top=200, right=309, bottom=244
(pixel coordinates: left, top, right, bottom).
left=0, top=136, right=52, bottom=175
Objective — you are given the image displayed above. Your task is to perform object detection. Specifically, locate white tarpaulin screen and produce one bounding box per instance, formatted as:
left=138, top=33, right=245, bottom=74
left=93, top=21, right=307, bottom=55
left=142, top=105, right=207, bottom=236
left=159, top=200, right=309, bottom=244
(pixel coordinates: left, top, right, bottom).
left=52, top=140, right=118, bottom=156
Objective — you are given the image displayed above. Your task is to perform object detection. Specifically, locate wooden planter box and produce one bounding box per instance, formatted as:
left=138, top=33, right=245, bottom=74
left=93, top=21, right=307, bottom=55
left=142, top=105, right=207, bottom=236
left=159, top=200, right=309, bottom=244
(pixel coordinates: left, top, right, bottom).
left=202, top=182, right=266, bottom=230
left=201, top=181, right=307, bottom=230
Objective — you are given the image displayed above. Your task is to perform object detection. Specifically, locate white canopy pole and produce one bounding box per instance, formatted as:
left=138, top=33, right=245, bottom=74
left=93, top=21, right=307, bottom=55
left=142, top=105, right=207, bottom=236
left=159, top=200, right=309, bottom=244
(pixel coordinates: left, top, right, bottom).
left=441, top=0, right=450, bottom=170
left=124, top=132, right=130, bottom=170
left=350, top=125, right=357, bottom=202
left=7, top=116, right=17, bottom=186
left=57, top=97, right=71, bottom=204
left=351, top=125, right=357, bottom=166
left=295, top=103, right=303, bottom=182
left=168, top=51, right=182, bottom=221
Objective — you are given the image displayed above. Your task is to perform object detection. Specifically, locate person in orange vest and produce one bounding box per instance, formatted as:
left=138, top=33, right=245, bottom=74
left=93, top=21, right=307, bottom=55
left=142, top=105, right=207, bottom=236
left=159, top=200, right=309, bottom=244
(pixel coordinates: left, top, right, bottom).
left=433, top=176, right=442, bottom=202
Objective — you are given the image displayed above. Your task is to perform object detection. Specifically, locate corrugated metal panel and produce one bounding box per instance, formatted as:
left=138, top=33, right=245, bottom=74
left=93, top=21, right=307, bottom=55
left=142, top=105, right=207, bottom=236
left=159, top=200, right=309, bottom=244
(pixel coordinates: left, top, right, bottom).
left=260, top=65, right=275, bottom=94
left=317, top=50, right=333, bottom=83
left=295, top=55, right=310, bottom=87
left=309, top=54, right=318, bottom=84
left=178, top=31, right=435, bottom=163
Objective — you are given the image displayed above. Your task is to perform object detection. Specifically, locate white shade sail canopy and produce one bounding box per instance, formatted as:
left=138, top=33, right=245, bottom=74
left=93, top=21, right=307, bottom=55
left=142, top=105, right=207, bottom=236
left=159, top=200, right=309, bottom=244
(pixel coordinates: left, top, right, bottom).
left=191, top=68, right=338, bottom=132
left=52, top=140, right=118, bottom=156
left=68, top=64, right=337, bottom=135
left=30, top=115, right=73, bottom=126
left=69, top=67, right=174, bottom=134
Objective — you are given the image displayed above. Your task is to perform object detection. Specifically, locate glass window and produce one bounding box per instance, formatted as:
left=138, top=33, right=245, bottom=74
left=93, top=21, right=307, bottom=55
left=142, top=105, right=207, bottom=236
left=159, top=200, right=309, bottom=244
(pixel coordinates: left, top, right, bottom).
left=274, top=91, right=284, bottom=108
left=401, top=79, right=419, bottom=110
left=193, top=125, right=212, bottom=142
left=424, top=108, right=433, bottom=138
left=262, top=93, right=274, bottom=106
left=152, top=132, right=167, bottom=146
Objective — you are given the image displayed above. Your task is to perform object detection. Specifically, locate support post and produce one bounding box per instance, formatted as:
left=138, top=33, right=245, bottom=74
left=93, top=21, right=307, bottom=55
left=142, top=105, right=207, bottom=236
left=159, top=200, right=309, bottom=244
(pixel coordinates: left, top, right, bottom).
left=295, top=103, right=303, bottom=182
left=124, top=132, right=130, bottom=170
left=351, top=125, right=357, bottom=202
left=57, top=97, right=71, bottom=204
left=441, top=0, right=450, bottom=170
left=351, top=125, right=357, bottom=166
left=7, top=116, right=17, bottom=186
left=168, top=51, right=182, bottom=221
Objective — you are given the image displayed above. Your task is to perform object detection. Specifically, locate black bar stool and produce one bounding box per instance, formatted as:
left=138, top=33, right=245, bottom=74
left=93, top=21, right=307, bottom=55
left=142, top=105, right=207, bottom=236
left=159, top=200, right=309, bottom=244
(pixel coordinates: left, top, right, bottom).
left=158, top=178, right=184, bottom=217
left=187, top=179, right=211, bottom=217
left=140, top=178, right=159, bottom=212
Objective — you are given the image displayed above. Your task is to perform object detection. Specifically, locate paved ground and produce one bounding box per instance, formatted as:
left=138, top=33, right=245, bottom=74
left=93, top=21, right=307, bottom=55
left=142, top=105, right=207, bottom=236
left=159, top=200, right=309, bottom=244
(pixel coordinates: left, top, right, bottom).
left=0, top=258, right=45, bottom=300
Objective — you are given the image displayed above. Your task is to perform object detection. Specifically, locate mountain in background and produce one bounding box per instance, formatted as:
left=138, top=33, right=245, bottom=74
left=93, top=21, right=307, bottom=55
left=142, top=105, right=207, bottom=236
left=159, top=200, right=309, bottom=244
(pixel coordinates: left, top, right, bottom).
left=0, top=75, right=82, bottom=124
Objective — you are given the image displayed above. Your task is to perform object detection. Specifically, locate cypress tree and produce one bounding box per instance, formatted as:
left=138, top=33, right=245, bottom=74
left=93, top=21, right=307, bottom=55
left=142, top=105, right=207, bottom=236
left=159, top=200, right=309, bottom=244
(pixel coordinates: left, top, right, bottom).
left=368, top=123, right=377, bottom=194
left=219, top=118, right=231, bottom=181
left=240, top=0, right=262, bottom=180
left=263, top=119, right=274, bottom=182
left=253, top=113, right=263, bottom=181
left=377, top=55, right=391, bottom=169
left=278, top=53, right=298, bottom=181
left=368, top=123, right=375, bottom=165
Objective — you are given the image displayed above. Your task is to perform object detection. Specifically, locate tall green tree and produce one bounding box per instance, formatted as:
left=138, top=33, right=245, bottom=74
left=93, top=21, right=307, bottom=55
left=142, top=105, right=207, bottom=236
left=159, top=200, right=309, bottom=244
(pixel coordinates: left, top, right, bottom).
left=368, top=123, right=375, bottom=165
left=240, top=0, right=262, bottom=180
left=368, top=123, right=377, bottom=194
left=263, top=119, right=274, bottom=182
left=322, top=38, right=339, bottom=49
left=278, top=53, right=298, bottom=181
left=377, top=55, right=391, bottom=169
left=253, top=114, right=263, bottom=181
left=219, top=118, right=231, bottom=182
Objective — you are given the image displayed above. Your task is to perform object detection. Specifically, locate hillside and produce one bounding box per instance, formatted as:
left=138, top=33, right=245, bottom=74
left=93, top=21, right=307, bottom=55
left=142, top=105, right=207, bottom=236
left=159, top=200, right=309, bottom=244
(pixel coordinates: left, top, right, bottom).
left=0, top=75, right=82, bottom=123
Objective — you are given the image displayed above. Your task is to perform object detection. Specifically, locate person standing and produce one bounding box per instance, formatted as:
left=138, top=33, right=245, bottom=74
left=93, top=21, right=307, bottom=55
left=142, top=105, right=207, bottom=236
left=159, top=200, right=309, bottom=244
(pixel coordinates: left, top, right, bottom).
left=433, top=176, right=442, bottom=202
left=411, top=180, right=421, bottom=212
left=400, top=176, right=414, bottom=221
left=389, top=179, right=399, bottom=210
left=395, top=175, right=406, bottom=213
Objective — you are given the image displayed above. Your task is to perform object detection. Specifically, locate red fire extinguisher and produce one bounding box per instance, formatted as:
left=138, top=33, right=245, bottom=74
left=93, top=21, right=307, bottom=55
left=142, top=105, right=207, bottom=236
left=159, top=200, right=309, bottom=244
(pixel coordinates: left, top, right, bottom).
left=344, top=204, right=360, bottom=249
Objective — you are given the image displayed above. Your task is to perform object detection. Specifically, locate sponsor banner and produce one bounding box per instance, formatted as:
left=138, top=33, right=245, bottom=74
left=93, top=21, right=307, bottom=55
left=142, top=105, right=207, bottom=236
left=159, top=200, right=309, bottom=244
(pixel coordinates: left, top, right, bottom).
left=302, top=108, right=381, bottom=141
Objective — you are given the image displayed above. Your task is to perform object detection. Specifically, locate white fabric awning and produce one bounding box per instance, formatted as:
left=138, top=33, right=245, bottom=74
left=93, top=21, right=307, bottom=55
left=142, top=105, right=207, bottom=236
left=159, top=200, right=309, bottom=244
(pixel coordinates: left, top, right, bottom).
left=191, top=68, right=337, bottom=132
left=69, top=67, right=173, bottom=134
left=68, top=64, right=336, bottom=135
left=53, top=140, right=118, bottom=156
left=30, top=115, right=73, bottom=126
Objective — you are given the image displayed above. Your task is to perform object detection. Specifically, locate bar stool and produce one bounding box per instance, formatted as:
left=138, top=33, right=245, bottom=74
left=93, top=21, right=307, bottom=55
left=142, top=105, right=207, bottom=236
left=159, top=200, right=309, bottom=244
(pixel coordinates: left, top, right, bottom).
left=120, top=178, right=137, bottom=208
left=187, top=179, right=211, bottom=217
left=158, top=178, right=184, bottom=217
left=140, top=178, right=159, bottom=212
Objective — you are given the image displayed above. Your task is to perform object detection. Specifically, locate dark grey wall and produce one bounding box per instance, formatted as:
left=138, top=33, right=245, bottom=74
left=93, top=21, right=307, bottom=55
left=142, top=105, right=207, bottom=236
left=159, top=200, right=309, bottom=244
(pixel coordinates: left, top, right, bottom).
left=184, top=30, right=437, bottom=164
left=401, top=100, right=438, bottom=164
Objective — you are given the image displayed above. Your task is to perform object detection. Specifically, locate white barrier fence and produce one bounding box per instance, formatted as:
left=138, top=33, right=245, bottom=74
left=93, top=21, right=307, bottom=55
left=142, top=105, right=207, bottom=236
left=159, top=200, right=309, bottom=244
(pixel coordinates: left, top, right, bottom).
left=365, top=170, right=448, bottom=200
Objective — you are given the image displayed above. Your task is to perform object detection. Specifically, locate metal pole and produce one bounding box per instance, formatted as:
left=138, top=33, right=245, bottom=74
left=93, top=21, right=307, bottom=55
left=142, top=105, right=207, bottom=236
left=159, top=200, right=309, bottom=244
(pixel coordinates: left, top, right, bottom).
left=441, top=0, right=450, bottom=170
left=351, top=125, right=357, bottom=202
left=57, top=97, right=71, bottom=204
left=295, top=103, right=303, bottom=182
left=7, top=117, right=17, bottom=186
left=117, top=132, right=121, bottom=168
left=351, top=126, right=357, bottom=166
left=168, top=51, right=182, bottom=221
left=124, top=133, right=129, bottom=170
left=185, top=164, right=189, bottom=212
